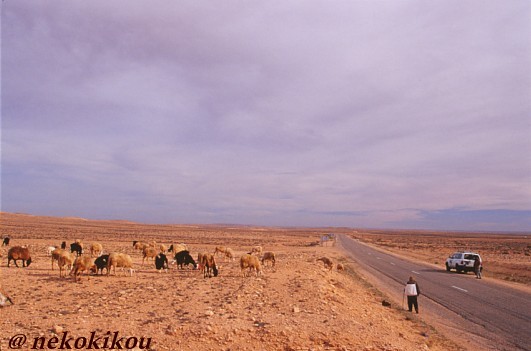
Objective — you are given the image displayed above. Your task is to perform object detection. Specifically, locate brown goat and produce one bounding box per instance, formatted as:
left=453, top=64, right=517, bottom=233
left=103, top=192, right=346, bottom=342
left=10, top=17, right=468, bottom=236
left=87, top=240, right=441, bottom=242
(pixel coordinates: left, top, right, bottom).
left=261, top=251, right=276, bottom=267
left=71, top=256, right=96, bottom=282
left=317, top=257, right=334, bottom=271
left=7, top=246, right=32, bottom=268
left=200, top=253, right=218, bottom=278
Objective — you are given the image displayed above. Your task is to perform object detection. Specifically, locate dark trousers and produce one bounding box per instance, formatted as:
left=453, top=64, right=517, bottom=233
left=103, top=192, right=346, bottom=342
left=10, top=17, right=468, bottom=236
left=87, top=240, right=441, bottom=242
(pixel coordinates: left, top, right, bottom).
left=407, top=295, right=418, bottom=313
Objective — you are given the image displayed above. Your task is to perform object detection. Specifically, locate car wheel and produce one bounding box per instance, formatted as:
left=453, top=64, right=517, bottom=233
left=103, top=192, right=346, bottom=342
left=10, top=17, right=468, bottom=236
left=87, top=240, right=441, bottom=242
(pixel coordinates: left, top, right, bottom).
left=456, top=264, right=462, bottom=273
left=446, top=263, right=451, bottom=272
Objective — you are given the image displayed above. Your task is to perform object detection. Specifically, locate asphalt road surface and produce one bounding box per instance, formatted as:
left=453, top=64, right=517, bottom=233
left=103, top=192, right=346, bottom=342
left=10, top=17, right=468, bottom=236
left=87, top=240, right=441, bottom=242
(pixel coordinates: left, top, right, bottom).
left=338, top=234, right=531, bottom=351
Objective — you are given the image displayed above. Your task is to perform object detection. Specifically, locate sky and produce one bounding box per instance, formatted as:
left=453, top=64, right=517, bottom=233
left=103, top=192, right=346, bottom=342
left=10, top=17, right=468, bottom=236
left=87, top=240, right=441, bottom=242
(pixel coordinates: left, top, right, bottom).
left=1, top=1, right=530, bottom=231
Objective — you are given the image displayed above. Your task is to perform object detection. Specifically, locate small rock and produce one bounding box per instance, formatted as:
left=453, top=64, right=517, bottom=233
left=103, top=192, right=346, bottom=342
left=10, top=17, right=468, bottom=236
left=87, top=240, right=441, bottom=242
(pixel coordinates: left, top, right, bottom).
left=292, top=306, right=300, bottom=313
left=53, top=325, right=63, bottom=334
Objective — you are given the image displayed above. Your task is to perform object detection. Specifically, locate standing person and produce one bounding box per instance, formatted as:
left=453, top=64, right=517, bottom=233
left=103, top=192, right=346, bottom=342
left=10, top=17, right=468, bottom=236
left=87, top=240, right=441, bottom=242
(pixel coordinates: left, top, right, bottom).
left=404, top=276, right=420, bottom=313
left=474, top=256, right=482, bottom=279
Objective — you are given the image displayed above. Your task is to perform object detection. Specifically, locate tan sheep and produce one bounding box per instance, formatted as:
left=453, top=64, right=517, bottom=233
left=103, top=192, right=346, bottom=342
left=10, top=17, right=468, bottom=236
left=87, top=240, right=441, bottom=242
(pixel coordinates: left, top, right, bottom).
left=57, top=251, right=76, bottom=278
left=107, top=253, right=134, bottom=276
left=224, top=248, right=235, bottom=262
left=261, top=251, right=276, bottom=267
left=0, top=286, right=14, bottom=306
left=250, top=246, right=263, bottom=255
left=142, top=247, right=158, bottom=266
left=71, top=256, right=96, bottom=282
left=317, top=257, right=334, bottom=271
left=240, top=254, right=262, bottom=277
left=51, top=248, right=67, bottom=270
left=90, top=242, right=103, bottom=257
left=197, top=252, right=206, bottom=271
left=169, top=243, right=188, bottom=254
left=133, top=241, right=150, bottom=251
left=213, top=246, right=227, bottom=257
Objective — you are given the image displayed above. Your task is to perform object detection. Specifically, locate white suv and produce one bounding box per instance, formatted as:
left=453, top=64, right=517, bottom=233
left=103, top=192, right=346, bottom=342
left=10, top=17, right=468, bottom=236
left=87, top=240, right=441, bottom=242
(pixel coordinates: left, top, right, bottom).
left=445, top=252, right=482, bottom=273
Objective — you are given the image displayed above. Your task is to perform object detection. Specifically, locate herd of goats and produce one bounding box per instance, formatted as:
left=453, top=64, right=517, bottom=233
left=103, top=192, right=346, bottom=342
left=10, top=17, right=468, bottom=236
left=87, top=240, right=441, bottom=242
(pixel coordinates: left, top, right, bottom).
left=1, top=236, right=278, bottom=282
left=0, top=235, right=344, bottom=307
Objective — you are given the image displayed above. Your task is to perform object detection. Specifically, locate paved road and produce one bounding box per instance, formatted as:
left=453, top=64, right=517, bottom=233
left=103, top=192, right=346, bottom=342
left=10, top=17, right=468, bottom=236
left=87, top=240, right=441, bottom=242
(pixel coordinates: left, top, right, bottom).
left=338, top=234, right=531, bottom=350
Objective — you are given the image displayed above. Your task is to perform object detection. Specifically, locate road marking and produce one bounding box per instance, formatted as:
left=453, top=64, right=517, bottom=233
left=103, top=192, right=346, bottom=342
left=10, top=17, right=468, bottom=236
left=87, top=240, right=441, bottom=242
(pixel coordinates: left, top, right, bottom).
left=390, top=262, right=396, bottom=265
left=411, top=271, right=420, bottom=275
left=451, top=286, right=468, bottom=293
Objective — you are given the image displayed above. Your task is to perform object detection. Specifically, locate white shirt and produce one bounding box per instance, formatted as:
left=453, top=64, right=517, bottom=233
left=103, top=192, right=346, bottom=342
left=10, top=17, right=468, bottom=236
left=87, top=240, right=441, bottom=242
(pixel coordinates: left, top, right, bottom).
left=405, top=283, right=417, bottom=296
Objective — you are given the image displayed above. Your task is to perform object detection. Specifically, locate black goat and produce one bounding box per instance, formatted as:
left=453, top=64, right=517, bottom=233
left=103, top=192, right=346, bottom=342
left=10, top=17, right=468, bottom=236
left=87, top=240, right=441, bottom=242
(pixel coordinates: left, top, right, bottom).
left=174, top=250, right=197, bottom=269
left=70, top=242, right=83, bottom=256
left=94, top=254, right=110, bottom=275
left=155, top=253, right=169, bottom=272
left=2, top=237, right=10, bottom=246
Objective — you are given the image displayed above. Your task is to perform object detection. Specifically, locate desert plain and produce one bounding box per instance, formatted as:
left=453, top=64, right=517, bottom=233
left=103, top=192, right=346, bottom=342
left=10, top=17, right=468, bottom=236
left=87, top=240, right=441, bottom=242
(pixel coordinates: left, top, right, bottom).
left=0, top=212, right=529, bottom=351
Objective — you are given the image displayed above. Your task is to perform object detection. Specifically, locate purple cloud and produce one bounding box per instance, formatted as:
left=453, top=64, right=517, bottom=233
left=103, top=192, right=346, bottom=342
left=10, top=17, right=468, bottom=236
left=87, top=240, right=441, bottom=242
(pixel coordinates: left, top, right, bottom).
left=2, top=0, right=530, bottom=230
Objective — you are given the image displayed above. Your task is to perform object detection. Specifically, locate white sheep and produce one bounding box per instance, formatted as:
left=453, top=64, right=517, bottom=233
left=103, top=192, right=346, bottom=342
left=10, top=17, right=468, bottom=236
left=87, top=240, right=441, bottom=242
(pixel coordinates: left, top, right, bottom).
left=46, top=246, right=57, bottom=255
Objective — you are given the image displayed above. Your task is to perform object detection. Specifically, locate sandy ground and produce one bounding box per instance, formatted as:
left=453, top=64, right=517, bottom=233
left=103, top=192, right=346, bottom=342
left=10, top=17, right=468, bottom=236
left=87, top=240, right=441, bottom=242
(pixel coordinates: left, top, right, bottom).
left=0, top=213, right=506, bottom=350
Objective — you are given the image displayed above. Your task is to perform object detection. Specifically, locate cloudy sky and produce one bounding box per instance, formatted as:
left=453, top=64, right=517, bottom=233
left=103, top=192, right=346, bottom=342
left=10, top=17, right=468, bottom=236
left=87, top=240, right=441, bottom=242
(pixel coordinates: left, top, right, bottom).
left=2, top=1, right=530, bottom=231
